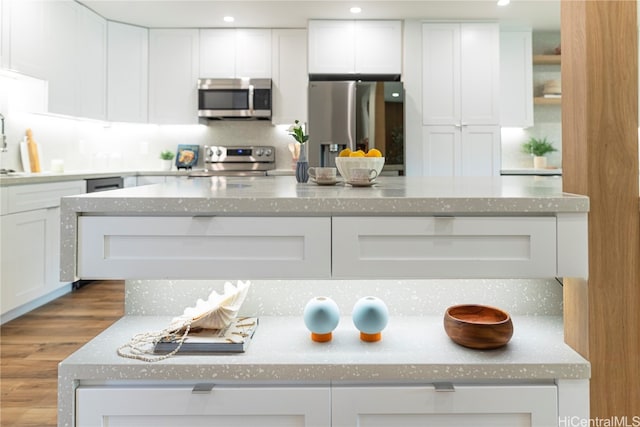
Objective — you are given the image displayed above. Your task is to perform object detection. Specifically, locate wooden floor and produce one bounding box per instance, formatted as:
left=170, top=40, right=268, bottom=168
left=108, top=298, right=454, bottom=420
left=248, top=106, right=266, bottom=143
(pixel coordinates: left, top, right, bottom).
left=0, top=281, right=124, bottom=427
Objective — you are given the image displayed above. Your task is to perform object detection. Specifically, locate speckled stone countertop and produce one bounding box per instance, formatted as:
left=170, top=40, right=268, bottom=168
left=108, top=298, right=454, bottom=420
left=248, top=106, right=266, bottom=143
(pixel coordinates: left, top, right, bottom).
left=60, top=175, right=588, bottom=216
left=58, top=314, right=589, bottom=427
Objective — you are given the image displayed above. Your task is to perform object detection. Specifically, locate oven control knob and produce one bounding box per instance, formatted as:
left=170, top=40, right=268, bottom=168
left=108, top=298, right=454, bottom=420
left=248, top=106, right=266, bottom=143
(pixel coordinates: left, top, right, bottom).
left=255, top=148, right=264, bottom=156
left=264, top=148, right=273, bottom=157
left=215, top=148, right=223, bottom=157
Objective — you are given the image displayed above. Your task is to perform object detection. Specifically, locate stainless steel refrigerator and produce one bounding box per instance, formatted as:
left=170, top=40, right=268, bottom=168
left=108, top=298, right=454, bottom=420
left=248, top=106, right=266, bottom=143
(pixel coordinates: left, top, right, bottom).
left=307, top=80, right=404, bottom=174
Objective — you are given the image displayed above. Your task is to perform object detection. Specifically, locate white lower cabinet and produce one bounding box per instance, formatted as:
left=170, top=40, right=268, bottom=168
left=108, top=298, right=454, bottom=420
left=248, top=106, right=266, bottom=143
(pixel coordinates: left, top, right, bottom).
left=0, top=207, right=56, bottom=313
left=332, top=385, right=558, bottom=427
left=77, top=216, right=331, bottom=279
left=423, top=125, right=501, bottom=176
left=332, top=216, right=557, bottom=278
left=0, top=180, right=86, bottom=318
left=76, top=385, right=331, bottom=427
left=75, top=383, right=557, bottom=427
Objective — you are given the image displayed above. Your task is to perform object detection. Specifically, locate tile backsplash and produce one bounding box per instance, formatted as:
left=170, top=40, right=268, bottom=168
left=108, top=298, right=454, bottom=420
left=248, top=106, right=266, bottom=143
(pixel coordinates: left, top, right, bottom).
left=0, top=111, right=298, bottom=173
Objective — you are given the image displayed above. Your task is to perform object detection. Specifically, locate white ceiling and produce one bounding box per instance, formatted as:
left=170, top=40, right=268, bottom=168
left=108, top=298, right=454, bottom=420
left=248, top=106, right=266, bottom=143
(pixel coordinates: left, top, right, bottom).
left=77, top=0, right=562, bottom=31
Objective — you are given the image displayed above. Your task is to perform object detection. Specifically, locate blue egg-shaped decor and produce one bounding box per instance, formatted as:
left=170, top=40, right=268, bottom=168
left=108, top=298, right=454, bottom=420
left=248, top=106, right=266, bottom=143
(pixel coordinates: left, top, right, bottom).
left=303, top=296, right=340, bottom=342
left=352, top=296, right=389, bottom=342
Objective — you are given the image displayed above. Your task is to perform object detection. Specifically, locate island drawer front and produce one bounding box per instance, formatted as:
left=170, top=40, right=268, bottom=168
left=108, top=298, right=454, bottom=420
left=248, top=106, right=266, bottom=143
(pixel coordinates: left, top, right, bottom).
left=332, top=384, right=558, bottom=426
left=77, top=216, right=331, bottom=279
left=76, top=385, right=331, bottom=426
left=332, top=216, right=557, bottom=278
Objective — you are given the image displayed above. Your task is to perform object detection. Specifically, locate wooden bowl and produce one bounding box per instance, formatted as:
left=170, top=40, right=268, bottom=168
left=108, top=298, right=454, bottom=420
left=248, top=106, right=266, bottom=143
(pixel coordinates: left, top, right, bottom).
left=443, top=304, right=513, bottom=349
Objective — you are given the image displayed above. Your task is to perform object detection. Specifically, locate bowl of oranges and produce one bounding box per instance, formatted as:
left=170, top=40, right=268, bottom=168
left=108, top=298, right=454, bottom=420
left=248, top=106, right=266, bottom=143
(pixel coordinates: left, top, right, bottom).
left=334, top=148, right=385, bottom=182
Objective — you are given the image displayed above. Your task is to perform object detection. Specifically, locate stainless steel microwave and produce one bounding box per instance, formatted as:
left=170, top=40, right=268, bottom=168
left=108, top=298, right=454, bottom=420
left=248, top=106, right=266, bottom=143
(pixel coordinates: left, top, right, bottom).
left=198, top=78, right=272, bottom=119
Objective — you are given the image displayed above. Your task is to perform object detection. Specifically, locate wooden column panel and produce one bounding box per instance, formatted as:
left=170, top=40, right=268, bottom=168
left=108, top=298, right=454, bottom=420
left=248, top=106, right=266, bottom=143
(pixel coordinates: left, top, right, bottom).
left=561, top=0, right=640, bottom=419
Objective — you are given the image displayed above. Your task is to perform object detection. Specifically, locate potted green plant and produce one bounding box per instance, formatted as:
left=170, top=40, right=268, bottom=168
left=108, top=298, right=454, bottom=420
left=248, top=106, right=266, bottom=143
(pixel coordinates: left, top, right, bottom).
left=159, top=150, right=175, bottom=171
left=522, top=137, right=557, bottom=169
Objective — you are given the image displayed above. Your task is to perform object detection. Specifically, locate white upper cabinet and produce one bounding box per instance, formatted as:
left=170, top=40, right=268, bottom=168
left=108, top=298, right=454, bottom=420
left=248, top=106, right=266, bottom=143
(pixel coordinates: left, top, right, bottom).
left=149, top=29, right=199, bottom=124
left=77, top=5, right=106, bottom=120
left=271, top=29, right=308, bottom=125
left=5, top=0, right=47, bottom=78
left=422, top=23, right=500, bottom=126
left=7, top=0, right=107, bottom=119
left=45, top=0, right=79, bottom=116
left=308, top=20, right=402, bottom=75
left=308, top=21, right=355, bottom=74
left=500, top=30, right=534, bottom=127
left=107, top=21, right=148, bottom=123
left=354, top=20, right=403, bottom=74
left=200, top=29, right=271, bottom=78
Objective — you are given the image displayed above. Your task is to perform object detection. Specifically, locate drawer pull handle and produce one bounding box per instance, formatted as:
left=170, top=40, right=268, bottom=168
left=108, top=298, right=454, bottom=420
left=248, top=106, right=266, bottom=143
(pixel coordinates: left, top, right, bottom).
left=192, top=383, right=215, bottom=394
left=433, top=382, right=455, bottom=392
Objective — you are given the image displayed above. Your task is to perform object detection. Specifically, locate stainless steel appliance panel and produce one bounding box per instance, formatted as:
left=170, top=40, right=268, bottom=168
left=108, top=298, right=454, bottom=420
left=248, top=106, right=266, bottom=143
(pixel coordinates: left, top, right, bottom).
left=198, top=78, right=271, bottom=119
left=308, top=80, right=404, bottom=173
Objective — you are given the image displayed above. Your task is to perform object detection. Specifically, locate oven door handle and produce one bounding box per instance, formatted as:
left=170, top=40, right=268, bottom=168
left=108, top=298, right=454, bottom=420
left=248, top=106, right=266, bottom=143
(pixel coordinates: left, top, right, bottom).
left=248, top=84, right=254, bottom=115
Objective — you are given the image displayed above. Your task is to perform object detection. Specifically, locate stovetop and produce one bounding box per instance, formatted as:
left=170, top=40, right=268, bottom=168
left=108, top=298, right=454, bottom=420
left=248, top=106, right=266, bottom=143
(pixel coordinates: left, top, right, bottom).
left=193, top=145, right=276, bottom=176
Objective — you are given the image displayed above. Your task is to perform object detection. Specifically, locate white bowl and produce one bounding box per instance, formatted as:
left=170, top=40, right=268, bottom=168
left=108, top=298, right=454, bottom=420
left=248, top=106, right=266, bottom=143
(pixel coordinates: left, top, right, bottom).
left=335, top=157, right=385, bottom=182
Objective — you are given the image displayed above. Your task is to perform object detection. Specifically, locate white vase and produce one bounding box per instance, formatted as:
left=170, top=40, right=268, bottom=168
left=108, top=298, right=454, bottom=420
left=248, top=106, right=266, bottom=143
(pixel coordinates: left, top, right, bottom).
left=533, top=156, right=547, bottom=169
left=161, top=159, right=173, bottom=171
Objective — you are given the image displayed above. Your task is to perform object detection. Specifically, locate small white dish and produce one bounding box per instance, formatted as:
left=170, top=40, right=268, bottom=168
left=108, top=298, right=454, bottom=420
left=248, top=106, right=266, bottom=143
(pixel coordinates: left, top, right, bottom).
left=346, top=180, right=376, bottom=187
left=311, top=178, right=340, bottom=186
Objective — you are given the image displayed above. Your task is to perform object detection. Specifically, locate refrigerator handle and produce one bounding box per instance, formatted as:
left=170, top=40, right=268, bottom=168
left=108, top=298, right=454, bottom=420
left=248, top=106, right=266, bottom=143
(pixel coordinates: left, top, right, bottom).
left=347, top=81, right=356, bottom=150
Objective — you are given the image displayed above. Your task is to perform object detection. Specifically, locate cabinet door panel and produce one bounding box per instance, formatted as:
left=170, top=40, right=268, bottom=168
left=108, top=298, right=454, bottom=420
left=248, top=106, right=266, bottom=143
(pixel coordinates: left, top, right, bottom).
left=422, top=23, right=460, bottom=125
left=0, top=209, right=49, bottom=313
left=149, top=29, right=199, bottom=124
left=332, top=216, right=557, bottom=278
left=500, top=30, right=533, bottom=127
left=355, top=21, right=402, bottom=74
left=77, top=6, right=106, bottom=120
left=460, top=125, right=500, bottom=176
left=8, top=0, right=47, bottom=78
left=45, top=0, right=79, bottom=116
left=108, top=21, right=148, bottom=122
left=236, top=29, right=271, bottom=77
left=308, top=20, right=355, bottom=74
left=78, top=216, right=331, bottom=279
left=271, top=29, right=308, bottom=125
left=199, top=29, right=236, bottom=78
left=460, top=23, right=500, bottom=125
left=332, top=385, right=557, bottom=427
left=422, top=125, right=460, bottom=176
left=76, top=385, right=331, bottom=427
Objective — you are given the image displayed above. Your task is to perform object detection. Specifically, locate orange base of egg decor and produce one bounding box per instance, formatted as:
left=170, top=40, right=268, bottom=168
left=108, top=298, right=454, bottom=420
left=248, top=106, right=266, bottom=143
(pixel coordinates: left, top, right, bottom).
left=310, top=332, right=333, bottom=343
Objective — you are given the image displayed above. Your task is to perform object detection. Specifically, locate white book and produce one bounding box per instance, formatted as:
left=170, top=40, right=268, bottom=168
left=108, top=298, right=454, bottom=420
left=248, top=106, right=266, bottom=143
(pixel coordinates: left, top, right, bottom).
left=154, top=317, right=259, bottom=354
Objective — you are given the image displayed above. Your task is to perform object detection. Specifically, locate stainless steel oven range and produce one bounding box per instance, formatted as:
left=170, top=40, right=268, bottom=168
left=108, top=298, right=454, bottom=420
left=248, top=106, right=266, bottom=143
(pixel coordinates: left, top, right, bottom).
left=189, top=145, right=276, bottom=177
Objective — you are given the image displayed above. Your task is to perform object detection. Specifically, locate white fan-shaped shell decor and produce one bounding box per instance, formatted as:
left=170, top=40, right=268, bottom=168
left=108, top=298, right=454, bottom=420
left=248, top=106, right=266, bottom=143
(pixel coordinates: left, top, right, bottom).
left=170, top=280, right=251, bottom=331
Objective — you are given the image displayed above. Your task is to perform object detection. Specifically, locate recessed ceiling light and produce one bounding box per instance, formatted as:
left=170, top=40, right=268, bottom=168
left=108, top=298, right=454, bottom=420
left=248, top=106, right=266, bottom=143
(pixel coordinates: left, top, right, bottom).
left=223, top=16, right=235, bottom=23
left=350, top=6, right=362, bottom=14
left=497, top=0, right=510, bottom=6
left=391, top=92, right=400, bottom=98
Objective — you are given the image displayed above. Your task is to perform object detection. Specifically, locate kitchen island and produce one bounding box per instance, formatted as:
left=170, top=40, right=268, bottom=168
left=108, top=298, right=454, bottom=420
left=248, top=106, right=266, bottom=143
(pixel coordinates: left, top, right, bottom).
left=58, top=176, right=590, bottom=426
